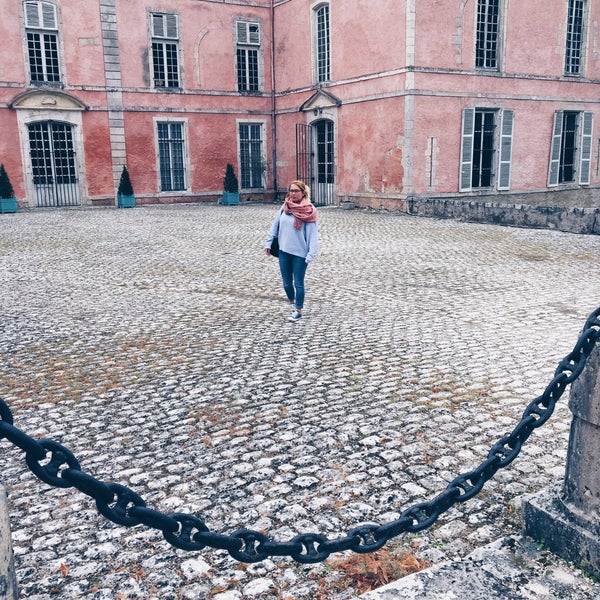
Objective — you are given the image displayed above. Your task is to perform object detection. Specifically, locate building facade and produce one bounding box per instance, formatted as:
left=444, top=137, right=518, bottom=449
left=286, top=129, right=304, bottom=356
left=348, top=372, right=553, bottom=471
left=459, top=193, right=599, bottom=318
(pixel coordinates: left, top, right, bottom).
left=1, top=0, right=600, bottom=209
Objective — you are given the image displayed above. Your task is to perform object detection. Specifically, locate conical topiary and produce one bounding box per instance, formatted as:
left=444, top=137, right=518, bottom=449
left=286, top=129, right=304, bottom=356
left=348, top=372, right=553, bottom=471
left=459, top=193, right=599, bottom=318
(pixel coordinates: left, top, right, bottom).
left=118, top=165, right=134, bottom=196
left=0, top=164, right=15, bottom=199
left=223, top=163, right=239, bottom=193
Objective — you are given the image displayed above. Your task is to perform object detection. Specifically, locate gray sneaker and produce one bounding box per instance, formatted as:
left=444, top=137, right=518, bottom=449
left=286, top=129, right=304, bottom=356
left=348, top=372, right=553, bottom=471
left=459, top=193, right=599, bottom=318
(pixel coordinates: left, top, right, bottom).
left=288, top=310, right=302, bottom=322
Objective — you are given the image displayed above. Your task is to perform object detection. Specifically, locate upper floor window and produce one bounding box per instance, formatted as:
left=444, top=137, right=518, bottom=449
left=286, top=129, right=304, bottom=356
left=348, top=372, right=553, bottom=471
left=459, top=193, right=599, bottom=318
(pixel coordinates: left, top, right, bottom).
left=475, top=0, right=500, bottom=70
left=314, top=4, right=331, bottom=83
left=565, top=0, right=586, bottom=75
left=25, top=1, right=61, bottom=83
left=236, top=21, right=261, bottom=93
left=151, top=13, right=180, bottom=88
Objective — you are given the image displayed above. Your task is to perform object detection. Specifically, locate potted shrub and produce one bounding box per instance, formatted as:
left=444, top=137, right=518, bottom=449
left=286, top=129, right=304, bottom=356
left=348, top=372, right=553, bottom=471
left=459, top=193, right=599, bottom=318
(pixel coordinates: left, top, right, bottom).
left=0, top=163, right=18, bottom=214
left=221, top=163, right=240, bottom=205
left=117, top=165, right=136, bottom=208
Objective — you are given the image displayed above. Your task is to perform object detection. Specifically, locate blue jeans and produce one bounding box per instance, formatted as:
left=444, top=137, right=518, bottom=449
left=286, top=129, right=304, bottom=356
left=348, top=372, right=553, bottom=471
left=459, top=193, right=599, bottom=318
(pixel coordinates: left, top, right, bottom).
left=278, top=251, right=308, bottom=309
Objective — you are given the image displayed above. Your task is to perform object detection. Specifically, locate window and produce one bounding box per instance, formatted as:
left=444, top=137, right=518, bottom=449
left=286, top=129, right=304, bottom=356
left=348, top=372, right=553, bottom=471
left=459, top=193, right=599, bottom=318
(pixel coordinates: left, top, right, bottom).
left=239, top=123, right=264, bottom=188
left=236, top=21, right=260, bottom=93
left=460, top=108, right=514, bottom=191
left=548, top=111, right=593, bottom=185
left=151, top=13, right=180, bottom=88
left=157, top=122, right=186, bottom=191
left=475, top=0, right=500, bottom=70
left=314, top=4, right=331, bottom=83
left=25, top=1, right=61, bottom=83
left=565, top=0, right=586, bottom=75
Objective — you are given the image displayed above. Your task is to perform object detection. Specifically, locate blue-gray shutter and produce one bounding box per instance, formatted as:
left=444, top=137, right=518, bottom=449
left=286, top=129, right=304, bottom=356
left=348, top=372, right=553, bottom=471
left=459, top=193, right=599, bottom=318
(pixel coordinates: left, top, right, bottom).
left=548, top=111, right=563, bottom=187
left=497, top=110, right=514, bottom=190
left=460, top=108, right=475, bottom=192
left=579, top=112, right=593, bottom=185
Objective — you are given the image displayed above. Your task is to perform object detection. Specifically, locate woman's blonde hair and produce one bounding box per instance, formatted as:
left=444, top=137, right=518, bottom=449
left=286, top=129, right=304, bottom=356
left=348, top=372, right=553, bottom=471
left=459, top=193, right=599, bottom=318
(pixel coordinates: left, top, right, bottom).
left=290, top=180, right=311, bottom=202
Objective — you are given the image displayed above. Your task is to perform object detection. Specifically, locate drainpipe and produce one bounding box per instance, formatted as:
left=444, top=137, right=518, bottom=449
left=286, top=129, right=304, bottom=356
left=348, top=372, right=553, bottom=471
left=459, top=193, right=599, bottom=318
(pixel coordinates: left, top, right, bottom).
left=270, top=0, right=278, bottom=199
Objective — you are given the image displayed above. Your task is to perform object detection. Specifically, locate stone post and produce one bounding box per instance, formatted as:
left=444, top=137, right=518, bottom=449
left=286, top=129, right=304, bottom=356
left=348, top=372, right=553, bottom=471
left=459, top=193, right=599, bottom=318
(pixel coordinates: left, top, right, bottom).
left=524, top=343, right=600, bottom=577
left=0, top=485, right=18, bottom=599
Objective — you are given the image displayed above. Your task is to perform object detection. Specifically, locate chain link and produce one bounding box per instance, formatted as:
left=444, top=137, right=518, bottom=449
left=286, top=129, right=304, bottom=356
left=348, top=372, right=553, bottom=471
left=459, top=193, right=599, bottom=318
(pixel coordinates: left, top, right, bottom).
left=1, top=307, right=599, bottom=563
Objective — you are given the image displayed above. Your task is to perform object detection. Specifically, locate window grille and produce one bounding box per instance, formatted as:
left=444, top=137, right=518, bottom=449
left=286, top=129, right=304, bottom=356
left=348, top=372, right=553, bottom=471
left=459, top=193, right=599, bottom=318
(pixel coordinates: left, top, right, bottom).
left=475, top=0, right=500, bottom=69
left=157, top=122, right=186, bottom=191
left=239, top=123, right=264, bottom=188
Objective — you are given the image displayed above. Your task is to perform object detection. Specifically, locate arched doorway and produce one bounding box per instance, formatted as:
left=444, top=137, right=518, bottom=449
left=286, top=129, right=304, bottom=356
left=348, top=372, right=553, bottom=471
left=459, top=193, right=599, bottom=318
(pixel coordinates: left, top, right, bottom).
left=295, top=118, right=335, bottom=205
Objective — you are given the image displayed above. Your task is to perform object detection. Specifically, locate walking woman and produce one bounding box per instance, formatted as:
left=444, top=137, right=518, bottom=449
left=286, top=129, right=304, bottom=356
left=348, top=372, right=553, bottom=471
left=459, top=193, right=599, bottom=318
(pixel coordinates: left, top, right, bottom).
left=265, top=180, right=318, bottom=322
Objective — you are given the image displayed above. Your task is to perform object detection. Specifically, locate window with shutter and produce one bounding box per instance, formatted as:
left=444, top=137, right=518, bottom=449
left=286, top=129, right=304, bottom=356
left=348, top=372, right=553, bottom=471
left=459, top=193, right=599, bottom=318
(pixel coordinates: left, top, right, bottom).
left=237, top=22, right=260, bottom=45
left=152, top=13, right=178, bottom=39
left=548, top=110, right=585, bottom=186
left=497, top=110, right=514, bottom=191
left=579, top=112, right=593, bottom=184
left=25, top=1, right=56, bottom=29
left=460, top=108, right=475, bottom=192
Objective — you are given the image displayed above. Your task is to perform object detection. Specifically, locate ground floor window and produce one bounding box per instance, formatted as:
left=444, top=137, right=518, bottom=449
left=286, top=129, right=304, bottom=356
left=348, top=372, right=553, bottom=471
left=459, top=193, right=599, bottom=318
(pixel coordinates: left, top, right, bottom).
left=548, top=110, right=593, bottom=185
left=460, top=107, right=513, bottom=192
left=239, top=122, right=264, bottom=188
left=157, top=121, right=186, bottom=191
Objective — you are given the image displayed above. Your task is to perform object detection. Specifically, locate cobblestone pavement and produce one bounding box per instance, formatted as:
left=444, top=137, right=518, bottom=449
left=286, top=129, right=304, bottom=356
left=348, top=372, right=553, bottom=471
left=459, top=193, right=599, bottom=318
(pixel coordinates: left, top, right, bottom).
left=1, top=204, right=600, bottom=599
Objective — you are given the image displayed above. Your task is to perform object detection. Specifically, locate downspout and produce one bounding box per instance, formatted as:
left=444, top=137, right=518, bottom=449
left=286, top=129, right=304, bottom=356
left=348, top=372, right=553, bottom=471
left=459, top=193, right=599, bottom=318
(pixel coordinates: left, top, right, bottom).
left=270, top=0, right=278, bottom=198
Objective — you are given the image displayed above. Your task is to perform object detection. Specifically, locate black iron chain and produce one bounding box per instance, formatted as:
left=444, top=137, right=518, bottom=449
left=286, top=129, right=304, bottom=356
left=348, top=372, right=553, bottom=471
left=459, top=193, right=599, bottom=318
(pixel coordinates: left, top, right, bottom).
left=1, top=307, right=599, bottom=564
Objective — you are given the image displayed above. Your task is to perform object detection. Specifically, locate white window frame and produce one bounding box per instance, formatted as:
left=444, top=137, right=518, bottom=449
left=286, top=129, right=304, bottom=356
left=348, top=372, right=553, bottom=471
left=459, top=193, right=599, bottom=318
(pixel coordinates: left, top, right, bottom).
left=475, top=0, right=503, bottom=71
left=312, top=3, right=331, bottom=84
left=564, top=0, right=588, bottom=76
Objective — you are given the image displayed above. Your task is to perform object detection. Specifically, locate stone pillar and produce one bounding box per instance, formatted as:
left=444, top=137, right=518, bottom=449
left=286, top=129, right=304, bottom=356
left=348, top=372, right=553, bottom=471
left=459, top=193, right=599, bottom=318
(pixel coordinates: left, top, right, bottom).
left=524, top=344, right=600, bottom=578
left=0, top=485, right=18, bottom=599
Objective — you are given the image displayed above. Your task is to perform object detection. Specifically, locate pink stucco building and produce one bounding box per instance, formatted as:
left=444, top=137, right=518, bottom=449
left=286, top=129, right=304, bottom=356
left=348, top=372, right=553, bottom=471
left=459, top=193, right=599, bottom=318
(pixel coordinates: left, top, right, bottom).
left=1, top=0, right=600, bottom=210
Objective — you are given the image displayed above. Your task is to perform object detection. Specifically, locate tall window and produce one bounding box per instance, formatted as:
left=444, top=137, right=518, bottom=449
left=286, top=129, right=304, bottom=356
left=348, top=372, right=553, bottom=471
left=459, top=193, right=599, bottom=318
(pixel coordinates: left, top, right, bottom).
left=475, top=0, right=500, bottom=70
left=151, top=13, right=180, bottom=88
left=314, top=4, right=331, bottom=83
left=157, top=122, right=186, bottom=191
left=460, top=108, right=514, bottom=192
left=25, top=1, right=61, bottom=83
left=565, top=0, right=586, bottom=75
left=239, top=123, right=264, bottom=188
left=236, top=22, right=260, bottom=93
left=548, top=111, right=593, bottom=185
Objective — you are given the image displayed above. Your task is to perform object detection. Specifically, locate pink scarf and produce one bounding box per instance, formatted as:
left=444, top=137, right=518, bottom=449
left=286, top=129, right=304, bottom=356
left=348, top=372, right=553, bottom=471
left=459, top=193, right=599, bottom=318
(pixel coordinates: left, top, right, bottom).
left=283, top=197, right=318, bottom=230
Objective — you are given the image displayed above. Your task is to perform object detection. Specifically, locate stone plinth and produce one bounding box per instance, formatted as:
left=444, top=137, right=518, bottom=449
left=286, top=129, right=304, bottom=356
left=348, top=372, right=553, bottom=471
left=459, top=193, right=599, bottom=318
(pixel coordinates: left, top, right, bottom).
left=524, top=343, right=600, bottom=578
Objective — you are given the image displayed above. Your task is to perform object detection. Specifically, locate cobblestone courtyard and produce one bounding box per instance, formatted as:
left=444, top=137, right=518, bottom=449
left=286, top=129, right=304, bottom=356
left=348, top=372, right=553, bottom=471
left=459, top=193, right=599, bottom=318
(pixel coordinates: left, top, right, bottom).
left=1, top=204, right=600, bottom=599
